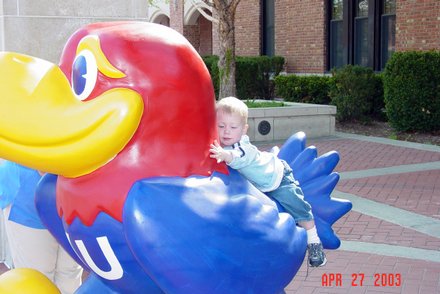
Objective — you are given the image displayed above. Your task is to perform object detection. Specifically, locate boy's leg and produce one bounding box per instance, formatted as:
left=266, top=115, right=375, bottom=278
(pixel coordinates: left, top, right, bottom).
left=267, top=180, right=326, bottom=267
left=267, top=180, right=313, bottom=224
left=299, top=220, right=321, bottom=243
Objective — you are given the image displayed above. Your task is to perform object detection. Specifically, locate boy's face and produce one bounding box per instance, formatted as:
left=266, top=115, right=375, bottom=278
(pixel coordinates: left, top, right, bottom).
left=216, top=110, right=248, bottom=147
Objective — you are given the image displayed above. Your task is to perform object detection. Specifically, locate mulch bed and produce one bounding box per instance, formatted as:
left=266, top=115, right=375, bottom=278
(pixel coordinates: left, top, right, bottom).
left=336, top=121, right=440, bottom=146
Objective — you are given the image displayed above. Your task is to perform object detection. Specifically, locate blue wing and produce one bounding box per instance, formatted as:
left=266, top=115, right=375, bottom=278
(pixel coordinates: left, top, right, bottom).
left=278, top=132, right=352, bottom=249
left=124, top=170, right=306, bottom=294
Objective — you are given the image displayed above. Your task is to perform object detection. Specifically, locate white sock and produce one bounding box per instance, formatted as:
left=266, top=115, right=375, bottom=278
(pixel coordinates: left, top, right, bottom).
left=306, top=226, right=321, bottom=244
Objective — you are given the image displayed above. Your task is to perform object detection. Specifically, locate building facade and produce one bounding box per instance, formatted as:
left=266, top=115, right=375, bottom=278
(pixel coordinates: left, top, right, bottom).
left=0, top=1, right=438, bottom=73
left=149, top=0, right=440, bottom=73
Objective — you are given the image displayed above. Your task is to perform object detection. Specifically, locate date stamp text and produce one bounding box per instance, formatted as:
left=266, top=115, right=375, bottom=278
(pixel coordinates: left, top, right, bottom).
left=322, top=273, right=402, bottom=287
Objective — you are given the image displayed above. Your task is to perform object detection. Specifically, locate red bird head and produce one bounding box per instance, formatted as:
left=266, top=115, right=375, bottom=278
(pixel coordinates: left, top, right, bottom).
left=0, top=22, right=227, bottom=225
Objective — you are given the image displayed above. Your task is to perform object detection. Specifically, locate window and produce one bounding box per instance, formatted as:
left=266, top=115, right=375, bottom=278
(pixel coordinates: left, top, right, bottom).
left=330, top=0, right=344, bottom=68
left=328, top=0, right=396, bottom=71
left=262, top=0, right=275, bottom=56
left=354, top=0, right=369, bottom=66
left=381, top=0, right=396, bottom=69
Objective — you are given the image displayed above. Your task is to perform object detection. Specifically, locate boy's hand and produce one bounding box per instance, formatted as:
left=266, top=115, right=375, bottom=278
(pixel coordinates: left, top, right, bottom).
left=210, top=140, right=233, bottom=164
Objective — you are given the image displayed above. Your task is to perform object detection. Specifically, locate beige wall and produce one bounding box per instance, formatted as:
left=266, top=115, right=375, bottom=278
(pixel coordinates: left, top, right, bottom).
left=0, top=0, right=148, bottom=63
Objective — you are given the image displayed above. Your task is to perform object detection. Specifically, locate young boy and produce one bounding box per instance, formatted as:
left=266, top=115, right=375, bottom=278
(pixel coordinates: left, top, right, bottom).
left=209, top=97, right=326, bottom=267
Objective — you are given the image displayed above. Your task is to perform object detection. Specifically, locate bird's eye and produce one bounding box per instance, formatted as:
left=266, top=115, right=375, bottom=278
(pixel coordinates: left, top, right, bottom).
left=71, top=50, right=98, bottom=101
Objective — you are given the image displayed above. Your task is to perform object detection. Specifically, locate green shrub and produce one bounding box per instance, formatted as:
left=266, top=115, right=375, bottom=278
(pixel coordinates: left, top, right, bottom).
left=383, top=51, right=440, bottom=132
left=329, top=65, right=382, bottom=122
left=303, top=76, right=332, bottom=105
left=237, top=56, right=284, bottom=100
left=236, top=57, right=260, bottom=100
left=274, top=75, right=331, bottom=104
left=202, top=55, right=219, bottom=96
left=273, top=75, right=298, bottom=101
left=202, top=55, right=218, bottom=71
left=370, top=73, right=386, bottom=121
left=202, top=55, right=284, bottom=100
left=245, top=100, right=286, bottom=108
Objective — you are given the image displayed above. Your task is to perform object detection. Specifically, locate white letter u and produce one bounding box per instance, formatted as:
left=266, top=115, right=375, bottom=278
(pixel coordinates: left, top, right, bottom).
left=75, top=236, right=123, bottom=280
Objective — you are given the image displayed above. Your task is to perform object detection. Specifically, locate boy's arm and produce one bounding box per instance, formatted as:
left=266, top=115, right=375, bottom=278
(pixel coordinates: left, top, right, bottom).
left=210, top=139, right=257, bottom=168
left=209, top=141, right=233, bottom=164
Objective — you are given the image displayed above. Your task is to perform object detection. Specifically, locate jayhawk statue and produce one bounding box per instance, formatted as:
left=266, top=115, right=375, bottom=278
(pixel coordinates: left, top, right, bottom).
left=0, top=22, right=351, bottom=293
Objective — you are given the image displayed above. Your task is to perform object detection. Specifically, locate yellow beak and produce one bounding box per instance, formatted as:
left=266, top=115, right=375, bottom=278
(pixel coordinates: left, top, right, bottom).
left=0, top=52, right=143, bottom=178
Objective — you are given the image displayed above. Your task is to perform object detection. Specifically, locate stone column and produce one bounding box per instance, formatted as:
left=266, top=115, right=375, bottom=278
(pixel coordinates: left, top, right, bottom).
left=169, top=0, right=184, bottom=34
left=211, top=8, right=220, bottom=56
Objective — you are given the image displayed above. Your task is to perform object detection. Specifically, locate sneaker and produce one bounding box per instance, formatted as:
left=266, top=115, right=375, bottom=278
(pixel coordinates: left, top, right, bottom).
left=307, top=243, right=327, bottom=267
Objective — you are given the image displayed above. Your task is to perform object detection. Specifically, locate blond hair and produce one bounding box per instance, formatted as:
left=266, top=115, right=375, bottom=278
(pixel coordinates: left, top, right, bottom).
left=216, top=97, right=248, bottom=124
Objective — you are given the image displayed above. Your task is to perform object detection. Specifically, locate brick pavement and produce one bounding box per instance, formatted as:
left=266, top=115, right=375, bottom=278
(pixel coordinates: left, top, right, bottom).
left=280, top=132, right=440, bottom=294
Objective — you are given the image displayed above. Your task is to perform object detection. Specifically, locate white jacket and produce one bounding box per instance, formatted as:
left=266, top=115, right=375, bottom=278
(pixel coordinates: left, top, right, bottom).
left=226, top=135, right=284, bottom=192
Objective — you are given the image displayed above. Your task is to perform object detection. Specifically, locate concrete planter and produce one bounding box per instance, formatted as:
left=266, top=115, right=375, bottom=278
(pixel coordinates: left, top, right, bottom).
left=248, top=102, right=336, bottom=142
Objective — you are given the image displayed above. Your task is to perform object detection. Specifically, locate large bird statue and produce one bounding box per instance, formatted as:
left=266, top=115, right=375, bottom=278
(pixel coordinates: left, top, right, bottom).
left=0, top=22, right=351, bottom=293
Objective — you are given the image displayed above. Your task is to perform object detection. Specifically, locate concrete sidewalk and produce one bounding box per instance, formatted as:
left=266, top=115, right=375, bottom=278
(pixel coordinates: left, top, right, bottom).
left=271, top=132, right=440, bottom=294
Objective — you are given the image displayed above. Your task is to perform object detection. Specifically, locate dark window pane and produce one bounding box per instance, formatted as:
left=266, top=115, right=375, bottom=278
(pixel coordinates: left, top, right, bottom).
left=384, top=0, right=396, bottom=14
left=381, top=15, right=396, bottom=69
left=354, top=17, right=369, bottom=66
left=332, top=0, right=343, bottom=20
left=328, top=0, right=396, bottom=71
left=263, top=0, right=275, bottom=56
left=356, top=0, right=368, bottom=17
left=330, top=20, right=344, bottom=68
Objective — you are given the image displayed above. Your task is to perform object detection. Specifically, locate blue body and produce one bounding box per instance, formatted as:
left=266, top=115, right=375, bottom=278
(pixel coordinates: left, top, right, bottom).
left=35, top=133, right=352, bottom=293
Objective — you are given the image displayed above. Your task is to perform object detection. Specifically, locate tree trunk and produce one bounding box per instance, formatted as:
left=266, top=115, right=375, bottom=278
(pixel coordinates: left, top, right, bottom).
left=212, top=0, right=241, bottom=99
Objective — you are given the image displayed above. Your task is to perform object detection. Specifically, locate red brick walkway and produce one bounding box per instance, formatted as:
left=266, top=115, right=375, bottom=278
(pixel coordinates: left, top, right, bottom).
left=280, top=133, right=440, bottom=294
